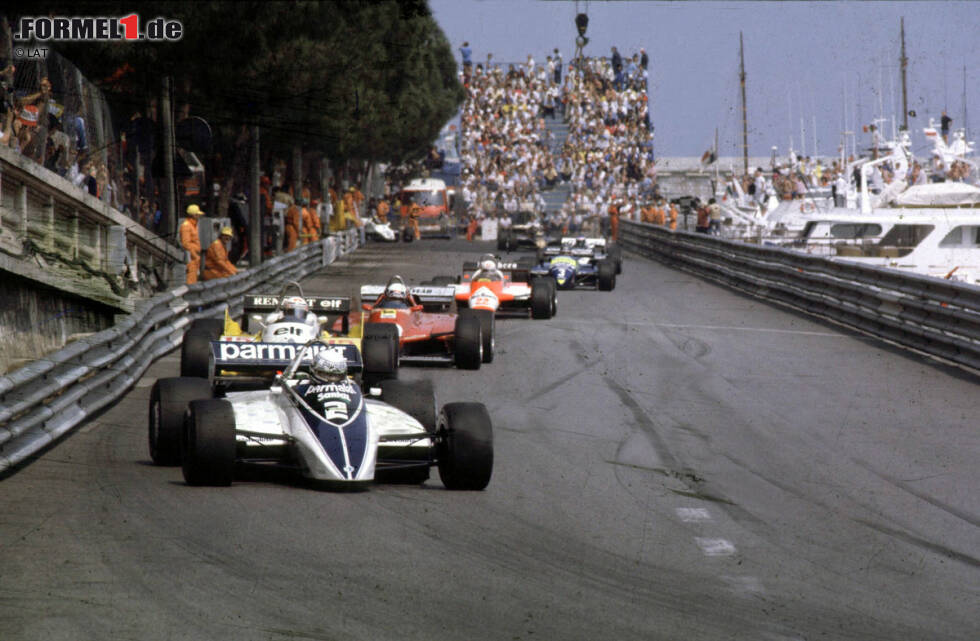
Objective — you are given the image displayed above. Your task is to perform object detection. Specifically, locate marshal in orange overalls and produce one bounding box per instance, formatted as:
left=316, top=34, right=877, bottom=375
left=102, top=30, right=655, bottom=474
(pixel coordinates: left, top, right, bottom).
left=408, top=203, right=421, bottom=240
left=180, top=206, right=203, bottom=284
left=285, top=203, right=300, bottom=251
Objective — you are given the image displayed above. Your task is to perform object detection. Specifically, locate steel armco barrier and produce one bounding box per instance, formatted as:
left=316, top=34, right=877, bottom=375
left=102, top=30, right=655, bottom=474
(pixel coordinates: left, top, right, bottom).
left=619, top=220, right=980, bottom=374
left=0, top=230, right=360, bottom=472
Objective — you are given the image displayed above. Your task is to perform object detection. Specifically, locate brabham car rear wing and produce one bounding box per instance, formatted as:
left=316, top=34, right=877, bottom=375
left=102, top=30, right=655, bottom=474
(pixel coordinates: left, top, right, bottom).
left=210, top=341, right=362, bottom=386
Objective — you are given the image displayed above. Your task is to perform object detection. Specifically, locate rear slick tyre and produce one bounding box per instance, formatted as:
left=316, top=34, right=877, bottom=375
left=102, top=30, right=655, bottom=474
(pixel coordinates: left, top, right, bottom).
left=531, top=280, right=553, bottom=319
left=149, top=377, right=212, bottom=465
left=454, top=313, right=482, bottom=370
left=180, top=318, right=224, bottom=378
left=598, top=260, right=616, bottom=291
left=362, top=323, right=399, bottom=385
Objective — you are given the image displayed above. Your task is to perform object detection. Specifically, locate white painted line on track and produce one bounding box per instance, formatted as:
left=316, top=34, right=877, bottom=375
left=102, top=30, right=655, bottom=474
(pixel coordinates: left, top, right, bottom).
left=695, top=537, right=737, bottom=556
left=135, top=379, right=154, bottom=388
left=676, top=507, right=712, bottom=522
left=653, top=323, right=845, bottom=337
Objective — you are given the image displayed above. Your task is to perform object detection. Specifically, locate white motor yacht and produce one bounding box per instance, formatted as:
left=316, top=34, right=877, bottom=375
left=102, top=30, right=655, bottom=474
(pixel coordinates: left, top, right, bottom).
left=787, top=210, right=980, bottom=284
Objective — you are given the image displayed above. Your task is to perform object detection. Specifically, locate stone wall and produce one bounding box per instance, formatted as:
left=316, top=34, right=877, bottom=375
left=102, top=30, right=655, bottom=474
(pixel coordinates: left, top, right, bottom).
left=0, top=274, right=113, bottom=374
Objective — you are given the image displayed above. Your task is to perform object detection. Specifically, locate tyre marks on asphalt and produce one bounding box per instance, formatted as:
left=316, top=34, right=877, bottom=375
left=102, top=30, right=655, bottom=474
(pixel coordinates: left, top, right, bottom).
left=586, top=350, right=678, bottom=468
left=563, top=331, right=770, bottom=607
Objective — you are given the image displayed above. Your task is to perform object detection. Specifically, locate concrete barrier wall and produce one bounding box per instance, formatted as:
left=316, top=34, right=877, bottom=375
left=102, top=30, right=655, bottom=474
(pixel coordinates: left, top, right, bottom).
left=0, top=145, right=185, bottom=311
left=0, top=277, right=113, bottom=375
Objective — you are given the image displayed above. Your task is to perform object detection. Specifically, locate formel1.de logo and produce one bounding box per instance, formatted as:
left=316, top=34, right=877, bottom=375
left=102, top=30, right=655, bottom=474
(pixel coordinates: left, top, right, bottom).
left=14, top=15, right=183, bottom=42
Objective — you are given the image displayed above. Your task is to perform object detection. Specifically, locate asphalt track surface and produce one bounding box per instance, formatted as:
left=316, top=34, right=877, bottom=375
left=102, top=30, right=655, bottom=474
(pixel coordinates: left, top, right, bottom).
left=1, top=239, right=977, bottom=641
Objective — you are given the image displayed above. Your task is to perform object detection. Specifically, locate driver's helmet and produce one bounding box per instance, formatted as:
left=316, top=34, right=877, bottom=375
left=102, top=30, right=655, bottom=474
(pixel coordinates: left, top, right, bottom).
left=576, top=236, right=588, bottom=247
left=480, top=258, right=497, bottom=272
left=283, top=295, right=309, bottom=322
left=310, top=349, right=347, bottom=383
left=385, top=281, right=407, bottom=301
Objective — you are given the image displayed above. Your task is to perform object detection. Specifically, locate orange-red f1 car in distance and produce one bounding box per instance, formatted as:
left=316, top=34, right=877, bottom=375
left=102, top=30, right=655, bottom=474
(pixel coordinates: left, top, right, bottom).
left=345, top=276, right=491, bottom=369
left=454, top=254, right=556, bottom=321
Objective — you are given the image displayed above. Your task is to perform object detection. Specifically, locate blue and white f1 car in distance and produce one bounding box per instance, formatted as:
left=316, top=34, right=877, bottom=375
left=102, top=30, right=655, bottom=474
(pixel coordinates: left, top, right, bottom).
left=529, top=237, right=617, bottom=291
left=148, top=339, right=493, bottom=490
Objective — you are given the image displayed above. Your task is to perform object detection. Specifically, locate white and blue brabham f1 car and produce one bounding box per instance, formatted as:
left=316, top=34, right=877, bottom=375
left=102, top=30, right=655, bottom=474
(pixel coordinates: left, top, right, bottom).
left=148, top=339, right=493, bottom=490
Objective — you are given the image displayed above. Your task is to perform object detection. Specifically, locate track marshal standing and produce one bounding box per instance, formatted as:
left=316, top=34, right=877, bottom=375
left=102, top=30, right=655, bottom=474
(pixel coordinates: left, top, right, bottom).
left=408, top=202, right=422, bottom=241
left=180, top=204, right=204, bottom=284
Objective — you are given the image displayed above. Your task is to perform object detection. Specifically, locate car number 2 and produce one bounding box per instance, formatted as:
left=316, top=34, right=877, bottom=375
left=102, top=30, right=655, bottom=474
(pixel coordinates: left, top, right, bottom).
left=320, top=400, right=349, bottom=422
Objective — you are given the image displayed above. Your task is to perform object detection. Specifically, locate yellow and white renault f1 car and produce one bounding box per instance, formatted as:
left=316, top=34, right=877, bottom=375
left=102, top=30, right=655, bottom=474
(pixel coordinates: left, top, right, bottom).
left=178, top=282, right=399, bottom=393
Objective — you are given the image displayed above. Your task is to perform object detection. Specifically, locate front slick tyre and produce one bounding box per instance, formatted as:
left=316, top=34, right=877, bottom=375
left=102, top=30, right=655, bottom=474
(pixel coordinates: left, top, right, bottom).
left=437, top=403, right=493, bottom=490
left=475, top=310, right=494, bottom=363
left=182, top=399, right=236, bottom=486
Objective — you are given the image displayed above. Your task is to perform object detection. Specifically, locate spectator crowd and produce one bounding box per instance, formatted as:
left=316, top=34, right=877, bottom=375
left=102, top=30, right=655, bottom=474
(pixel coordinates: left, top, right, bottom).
left=457, top=57, right=557, bottom=225
left=455, top=45, right=658, bottom=239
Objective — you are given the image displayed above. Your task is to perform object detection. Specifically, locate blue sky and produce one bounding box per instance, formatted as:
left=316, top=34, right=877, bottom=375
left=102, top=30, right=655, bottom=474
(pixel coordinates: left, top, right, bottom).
left=429, top=1, right=980, bottom=160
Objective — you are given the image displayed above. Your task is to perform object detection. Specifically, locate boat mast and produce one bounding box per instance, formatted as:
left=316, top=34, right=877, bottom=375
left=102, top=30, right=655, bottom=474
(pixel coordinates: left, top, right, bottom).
left=963, top=65, right=969, bottom=140
left=740, top=31, right=748, bottom=175
left=900, top=16, right=909, bottom=131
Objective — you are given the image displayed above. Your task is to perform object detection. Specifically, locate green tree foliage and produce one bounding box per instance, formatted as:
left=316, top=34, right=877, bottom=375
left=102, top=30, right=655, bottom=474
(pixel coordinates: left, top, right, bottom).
left=37, top=1, right=462, bottom=164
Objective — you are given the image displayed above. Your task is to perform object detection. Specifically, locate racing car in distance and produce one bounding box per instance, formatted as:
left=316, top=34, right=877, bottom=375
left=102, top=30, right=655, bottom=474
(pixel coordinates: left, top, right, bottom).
left=346, top=275, right=491, bottom=368
left=451, top=254, right=557, bottom=320
left=496, top=211, right=550, bottom=252
left=538, top=236, right=623, bottom=274
left=530, top=237, right=617, bottom=291
left=150, top=339, right=493, bottom=490
left=176, top=280, right=397, bottom=384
